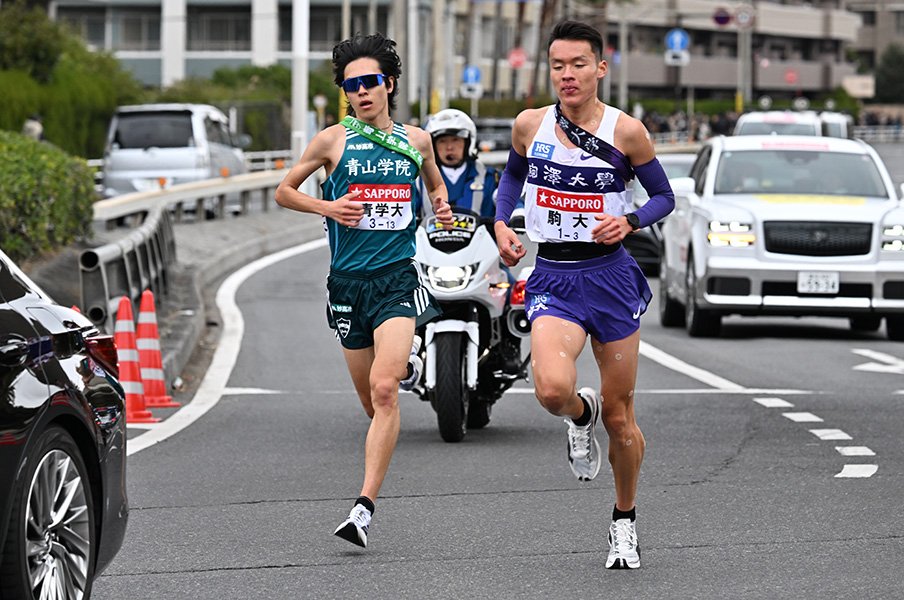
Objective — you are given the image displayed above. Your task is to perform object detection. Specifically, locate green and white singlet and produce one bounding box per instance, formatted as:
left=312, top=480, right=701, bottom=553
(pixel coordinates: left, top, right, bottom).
left=321, top=122, right=420, bottom=273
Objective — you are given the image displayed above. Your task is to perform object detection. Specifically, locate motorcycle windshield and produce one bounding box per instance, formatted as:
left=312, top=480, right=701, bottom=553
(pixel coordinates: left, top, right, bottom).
left=423, top=210, right=480, bottom=254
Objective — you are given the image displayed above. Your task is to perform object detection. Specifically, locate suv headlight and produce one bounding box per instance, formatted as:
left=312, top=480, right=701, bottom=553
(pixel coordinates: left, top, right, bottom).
left=426, top=264, right=477, bottom=291
left=882, top=224, right=904, bottom=251
left=708, top=220, right=755, bottom=247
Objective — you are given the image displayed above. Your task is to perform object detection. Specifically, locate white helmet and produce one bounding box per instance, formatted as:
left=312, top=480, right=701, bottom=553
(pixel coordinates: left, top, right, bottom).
left=425, top=109, right=478, bottom=158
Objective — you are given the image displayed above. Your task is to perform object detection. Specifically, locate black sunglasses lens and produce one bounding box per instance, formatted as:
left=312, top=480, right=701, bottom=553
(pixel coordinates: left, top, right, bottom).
left=342, top=74, right=383, bottom=92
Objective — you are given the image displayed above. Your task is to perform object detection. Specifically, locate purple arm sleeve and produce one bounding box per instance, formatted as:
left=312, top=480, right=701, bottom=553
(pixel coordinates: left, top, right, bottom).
left=494, top=148, right=529, bottom=225
left=632, top=158, right=675, bottom=228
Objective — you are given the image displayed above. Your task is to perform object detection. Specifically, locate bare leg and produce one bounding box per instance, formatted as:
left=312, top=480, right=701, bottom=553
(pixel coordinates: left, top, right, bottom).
left=529, top=315, right=588, bottom=419
left=347, top=316, right=415, bottom=502
left=591, top=330, right=644, bottom=511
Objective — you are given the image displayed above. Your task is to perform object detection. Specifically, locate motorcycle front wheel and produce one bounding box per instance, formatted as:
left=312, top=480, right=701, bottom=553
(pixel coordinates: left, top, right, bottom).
left=434, top=332, right=468, bottom=442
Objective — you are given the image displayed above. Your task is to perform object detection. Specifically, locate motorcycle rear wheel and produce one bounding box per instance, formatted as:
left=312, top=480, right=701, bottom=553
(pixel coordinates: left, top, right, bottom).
left=434, top=332, right=468, bottom=443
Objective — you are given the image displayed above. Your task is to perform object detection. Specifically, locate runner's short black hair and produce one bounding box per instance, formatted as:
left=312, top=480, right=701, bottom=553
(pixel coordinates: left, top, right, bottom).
left=332, top=32, right=402, bottom=113
left=547, top=20, right=604, bottom=61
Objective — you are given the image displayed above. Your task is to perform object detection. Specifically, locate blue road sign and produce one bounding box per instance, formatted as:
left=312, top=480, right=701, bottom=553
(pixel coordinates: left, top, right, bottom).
left=462, top=65, right=481, bottom=85
left=665, top=28, right=690, bottom=51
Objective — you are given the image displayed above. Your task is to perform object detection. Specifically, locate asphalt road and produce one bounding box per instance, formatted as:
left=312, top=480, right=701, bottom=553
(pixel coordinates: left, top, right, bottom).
left=93, top=235, right=904, bottom=598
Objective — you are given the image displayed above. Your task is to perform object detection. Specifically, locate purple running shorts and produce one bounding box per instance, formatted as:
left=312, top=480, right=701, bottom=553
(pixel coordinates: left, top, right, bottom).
left=524, top=245, right=653, bottom=343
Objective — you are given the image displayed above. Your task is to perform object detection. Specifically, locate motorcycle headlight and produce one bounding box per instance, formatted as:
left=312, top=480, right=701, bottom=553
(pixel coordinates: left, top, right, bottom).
left=426, top=264, right=476, bottom=292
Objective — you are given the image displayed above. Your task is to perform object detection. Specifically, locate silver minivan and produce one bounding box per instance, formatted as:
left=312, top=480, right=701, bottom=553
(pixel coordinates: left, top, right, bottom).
left=101, top=103, right=249, bottom=198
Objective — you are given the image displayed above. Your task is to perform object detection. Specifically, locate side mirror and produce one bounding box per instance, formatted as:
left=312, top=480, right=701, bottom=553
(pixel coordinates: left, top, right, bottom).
left=236, top=133, right=252, bottom=149
left=670, top=176, right=696, bottom=196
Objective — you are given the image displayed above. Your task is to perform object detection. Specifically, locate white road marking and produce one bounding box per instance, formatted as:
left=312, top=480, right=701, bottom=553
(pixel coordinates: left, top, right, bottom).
left=125, top=422, right=159, bottom=430
left=754, top=397, right=794, bottom=408
left=834, top=465, right=878, bottom=478
left=809, top=429, right=852, bottom=441
left=127, top=238, right=329, bottom=456
left=222, top=387, right=287, bottom=396
left=851, top=348, right=904, bottom=374
left=639, top=341, right=746, bottom=391
left=835, top=446, right=875, bottom=457
left=497, top=387, right=812, bottom=395
left=783, top=412, right=823, bottom=423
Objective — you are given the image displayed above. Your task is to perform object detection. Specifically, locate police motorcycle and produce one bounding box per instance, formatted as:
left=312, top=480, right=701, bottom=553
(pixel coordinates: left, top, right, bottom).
left=408, top=109, right=531, bottom=442
left=411, top=208, right=532, bottom=443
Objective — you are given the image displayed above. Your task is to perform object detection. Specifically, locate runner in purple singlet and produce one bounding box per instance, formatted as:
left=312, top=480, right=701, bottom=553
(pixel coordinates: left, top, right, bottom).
left=493, top=20, right=676, bottom=570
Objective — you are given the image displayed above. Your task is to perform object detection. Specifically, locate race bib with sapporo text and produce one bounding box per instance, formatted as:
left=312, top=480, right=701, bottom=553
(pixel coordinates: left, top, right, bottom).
left=348, top=184, right=413, bottom=231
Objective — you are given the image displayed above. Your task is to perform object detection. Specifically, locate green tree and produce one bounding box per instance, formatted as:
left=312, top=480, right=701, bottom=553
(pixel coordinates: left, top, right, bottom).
left=875, top=43, right=904, bottom=103
left=0, top=1, right=64, bottom=83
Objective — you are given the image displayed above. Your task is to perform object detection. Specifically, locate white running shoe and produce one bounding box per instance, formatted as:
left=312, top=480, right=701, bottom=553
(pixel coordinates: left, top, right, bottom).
left=565, top=387, right=602, bottom=481
left=399, top=334, right=423, bottom=391
left=333, top=504, right=372, bottom=548
left=606, top=518, right=641, bottom=569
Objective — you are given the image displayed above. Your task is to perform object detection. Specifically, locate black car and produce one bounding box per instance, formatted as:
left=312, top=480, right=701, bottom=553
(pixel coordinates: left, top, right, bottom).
left=0, top=248, right=127, bottom=599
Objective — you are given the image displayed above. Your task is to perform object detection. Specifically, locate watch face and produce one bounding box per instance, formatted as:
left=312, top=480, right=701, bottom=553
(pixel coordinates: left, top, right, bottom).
left=627, top=214, right=640, bottom=230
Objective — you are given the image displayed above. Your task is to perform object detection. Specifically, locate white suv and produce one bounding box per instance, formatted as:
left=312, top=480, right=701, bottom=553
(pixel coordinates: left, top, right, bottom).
left=659, top=135, right=904, bottom=339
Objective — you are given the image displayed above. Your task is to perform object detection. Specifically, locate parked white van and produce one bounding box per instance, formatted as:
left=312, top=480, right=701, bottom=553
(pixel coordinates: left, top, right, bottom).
left=101, top=103, right=250, bottom=198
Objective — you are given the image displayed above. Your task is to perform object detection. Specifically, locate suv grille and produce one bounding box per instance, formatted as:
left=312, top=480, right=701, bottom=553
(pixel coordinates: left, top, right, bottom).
left=763, top=221, right=872, bottom=256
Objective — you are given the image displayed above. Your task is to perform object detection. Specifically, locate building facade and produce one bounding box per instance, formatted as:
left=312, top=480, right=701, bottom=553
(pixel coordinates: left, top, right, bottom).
left=48, top=0, right=889, bottom=104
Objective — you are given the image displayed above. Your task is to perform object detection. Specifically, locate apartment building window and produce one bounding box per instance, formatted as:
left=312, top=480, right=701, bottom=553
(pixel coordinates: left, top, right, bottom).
left=57, top=7, right=106, bottom=49
left=276, top=6, right=389, bottom=52
left=187, top=7, right=251, bottom=51
left=896, top=11, right=904, bottom=33
left=115, top=10, right=161, bottom=51
left=857, top=10, right=876, bottom=25
left=480, top=16, right=513, bottom=59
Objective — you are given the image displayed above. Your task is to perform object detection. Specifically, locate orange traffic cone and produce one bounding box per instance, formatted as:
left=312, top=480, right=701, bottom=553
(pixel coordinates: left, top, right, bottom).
left=114, top=296, right=158, bottom=423
left=137, top=289, right=180, bottom=408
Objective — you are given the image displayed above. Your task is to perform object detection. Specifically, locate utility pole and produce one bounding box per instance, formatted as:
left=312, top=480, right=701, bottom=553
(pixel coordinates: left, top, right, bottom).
left=617, top=2, right=629, bottom=110
left=392, top=0, right=411, bottom=122
left=512, top=0, right=527, bottom=98
left=490, top=0, right=504, bottom=101
left=291, top=0, right=310, bottom=163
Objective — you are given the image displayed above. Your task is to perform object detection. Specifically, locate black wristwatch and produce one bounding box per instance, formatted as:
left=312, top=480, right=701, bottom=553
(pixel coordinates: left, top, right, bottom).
left=625, top=212, right=641, bottom=231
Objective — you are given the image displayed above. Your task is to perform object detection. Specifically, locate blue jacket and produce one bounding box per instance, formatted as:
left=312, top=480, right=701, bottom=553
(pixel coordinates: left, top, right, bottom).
left=418, top=160, right=498, bottom=218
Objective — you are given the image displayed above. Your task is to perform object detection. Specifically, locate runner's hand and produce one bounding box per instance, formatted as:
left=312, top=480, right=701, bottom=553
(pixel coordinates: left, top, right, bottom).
left=433, top=198, right=454, bottom=226
left=592, top=214, right=631, bottom=245
left=495, top=221, right=526, bottom=267
left=330, top=189, right=366, bottom=227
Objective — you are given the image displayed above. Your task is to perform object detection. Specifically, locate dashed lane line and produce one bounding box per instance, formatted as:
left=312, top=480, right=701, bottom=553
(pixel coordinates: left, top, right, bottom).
left=754, top=398, right=877, bottom=478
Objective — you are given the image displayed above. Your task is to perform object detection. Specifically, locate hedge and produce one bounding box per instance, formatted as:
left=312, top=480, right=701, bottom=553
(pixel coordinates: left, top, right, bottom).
left=0, top=130, right=94, bottom=262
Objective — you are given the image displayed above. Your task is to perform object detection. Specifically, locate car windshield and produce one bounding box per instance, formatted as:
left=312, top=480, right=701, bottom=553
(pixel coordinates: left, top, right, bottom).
left=736, top=122, right=818, bottom=136
left=113, top=111, right=194, bottom=149
left=714, top=149, right=889, bottom=198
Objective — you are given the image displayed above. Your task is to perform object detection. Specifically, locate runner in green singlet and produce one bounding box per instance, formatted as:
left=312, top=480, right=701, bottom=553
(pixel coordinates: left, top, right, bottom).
left=275, top=32, right=453, bottom=549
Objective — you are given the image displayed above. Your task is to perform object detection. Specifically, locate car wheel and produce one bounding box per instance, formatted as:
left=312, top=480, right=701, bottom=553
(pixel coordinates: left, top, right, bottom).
left=658, top=250, right=685, bottom=327
left=886, top=316, right=904, bottom=341
left=684, top=252, right=721, bottom=337
left=849, top=315, right=882, bottom=332
left=1, top=426, right=96, bottom=600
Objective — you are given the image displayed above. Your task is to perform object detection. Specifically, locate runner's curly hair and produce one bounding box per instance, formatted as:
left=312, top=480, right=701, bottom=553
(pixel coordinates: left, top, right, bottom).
left=332, top=32, right=402, bottom=113
left=547, top=20, right=604, bottom=61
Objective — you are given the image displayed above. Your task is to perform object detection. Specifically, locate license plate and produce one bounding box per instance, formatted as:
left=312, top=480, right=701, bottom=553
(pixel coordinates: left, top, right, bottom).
left=797, top=271, right=839, bottom=294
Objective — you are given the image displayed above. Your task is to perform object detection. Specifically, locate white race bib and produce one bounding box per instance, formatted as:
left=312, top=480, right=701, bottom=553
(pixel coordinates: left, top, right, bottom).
left=533, top=187, right=605, bottom=242
left=349, top=184, right=413, bottom=231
